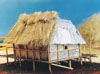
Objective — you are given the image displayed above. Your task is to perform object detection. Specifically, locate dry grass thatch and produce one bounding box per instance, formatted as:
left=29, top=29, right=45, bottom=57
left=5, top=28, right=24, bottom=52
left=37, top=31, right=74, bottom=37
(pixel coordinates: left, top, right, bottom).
left=79, top=13, right=100, bottom=45
left=4, top=11, right=59, bottom=49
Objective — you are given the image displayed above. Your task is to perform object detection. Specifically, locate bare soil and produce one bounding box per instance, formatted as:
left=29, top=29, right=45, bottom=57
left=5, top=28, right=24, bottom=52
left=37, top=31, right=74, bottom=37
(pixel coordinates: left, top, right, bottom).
left=0, top=49, right=100, bottom=74
left=0, top=61, right=100, bottom=74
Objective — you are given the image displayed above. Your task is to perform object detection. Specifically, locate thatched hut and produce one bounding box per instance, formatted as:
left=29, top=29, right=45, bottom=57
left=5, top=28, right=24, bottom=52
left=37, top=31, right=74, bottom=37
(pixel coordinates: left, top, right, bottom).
left=4, top=11, right=86, bottom=72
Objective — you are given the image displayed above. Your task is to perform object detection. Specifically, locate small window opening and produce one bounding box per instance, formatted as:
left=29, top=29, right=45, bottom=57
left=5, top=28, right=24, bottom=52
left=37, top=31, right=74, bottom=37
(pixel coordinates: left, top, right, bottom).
left=65, top=46, right=68, bottom=50
left=19, top=45, right=24, bottom=49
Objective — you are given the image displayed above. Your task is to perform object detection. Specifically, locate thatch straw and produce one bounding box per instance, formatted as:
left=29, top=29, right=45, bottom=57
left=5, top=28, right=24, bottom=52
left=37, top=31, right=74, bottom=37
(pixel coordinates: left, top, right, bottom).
left=4, top=11, right=59, bottom=49
left=79, top=13, right=100, bottom=45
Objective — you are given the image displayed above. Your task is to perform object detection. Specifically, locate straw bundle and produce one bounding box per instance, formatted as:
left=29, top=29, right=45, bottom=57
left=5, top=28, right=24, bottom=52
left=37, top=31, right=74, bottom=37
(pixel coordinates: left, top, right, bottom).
left=4, top=11, right=58, bottom=49
left=79, top=13, right=100, bottom=45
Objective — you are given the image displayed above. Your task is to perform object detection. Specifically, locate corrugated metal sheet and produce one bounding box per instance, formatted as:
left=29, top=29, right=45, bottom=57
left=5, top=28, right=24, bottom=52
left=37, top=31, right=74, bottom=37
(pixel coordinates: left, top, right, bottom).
left=52, top=19, right=86, bottom=44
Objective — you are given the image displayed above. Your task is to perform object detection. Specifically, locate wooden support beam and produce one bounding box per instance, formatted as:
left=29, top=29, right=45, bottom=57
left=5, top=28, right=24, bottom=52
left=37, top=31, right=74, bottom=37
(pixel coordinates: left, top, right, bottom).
left=89, top=44, right=92, bottom=54
left=48, top=45, right=50, bottom=63
left=89, top=44, right=92, bottom=63
left=84, top=58, right=86, bottom=63
left=89, top=57, right=92, bottom=63
left=13, top=44, right=16, bottom=63
left=32, top=48, right=34, bottom=59
left=25, top=45, right=28, bottom=59
left=51, top=64, right=73, bottom=70
left=6, top=47, right=8, bottom=65
left=78, top=44, right=81, bottom=57
left=38, top=49, right=40, bottom=60
left=32, top=48, right=35, bottom=72
left=57, top=44, right=60, bottom=62
left=49, top=63, right=52, bottom=73
left=69, top=60, right=72, bottom=68
left=33, top=61, right=35, bottom=72
left=68, top=44, right=72, bottom=68
left=19, top=48, right=21, bottom=68
left=24, top=45, right=28, bottom=71
left=48, top=45, right=52, bottom=73
left=80, top=58, right=83, bottom=65
left=83, top=45, right=86, bottom=53
left=78, top=44, right=83, bottom=65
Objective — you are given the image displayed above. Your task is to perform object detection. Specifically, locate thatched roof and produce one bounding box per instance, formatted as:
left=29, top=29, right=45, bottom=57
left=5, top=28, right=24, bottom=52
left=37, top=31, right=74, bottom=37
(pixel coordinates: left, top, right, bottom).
left=4, top=11, right=58, bottom=49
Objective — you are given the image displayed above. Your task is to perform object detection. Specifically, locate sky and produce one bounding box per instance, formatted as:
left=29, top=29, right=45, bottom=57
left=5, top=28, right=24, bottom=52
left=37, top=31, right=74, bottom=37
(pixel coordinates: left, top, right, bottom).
left=0, top=0, right=100, bottom=37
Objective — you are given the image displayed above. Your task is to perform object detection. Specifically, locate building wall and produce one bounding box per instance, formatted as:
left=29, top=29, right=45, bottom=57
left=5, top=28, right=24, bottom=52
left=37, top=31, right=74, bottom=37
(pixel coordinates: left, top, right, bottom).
left=15, top=44, right=79, bottom=62
left=49, top=44, right=79, bottom=61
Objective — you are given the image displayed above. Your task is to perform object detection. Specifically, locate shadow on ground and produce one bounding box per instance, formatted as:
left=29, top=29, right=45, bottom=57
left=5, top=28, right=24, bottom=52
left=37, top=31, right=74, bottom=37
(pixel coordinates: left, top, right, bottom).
left=0, top=61, right=100, bottom=74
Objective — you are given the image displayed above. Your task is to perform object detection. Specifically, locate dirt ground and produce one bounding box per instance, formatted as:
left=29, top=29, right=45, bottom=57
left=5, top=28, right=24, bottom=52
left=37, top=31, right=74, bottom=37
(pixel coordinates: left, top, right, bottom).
left=0, top=61, right=100, bottom=74
left=0, top=49, right=100, bottom=74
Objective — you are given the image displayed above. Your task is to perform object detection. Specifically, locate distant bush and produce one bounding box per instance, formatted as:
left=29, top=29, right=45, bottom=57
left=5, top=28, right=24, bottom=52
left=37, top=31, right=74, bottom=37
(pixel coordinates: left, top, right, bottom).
left=78, top=13, right=100, bottom=45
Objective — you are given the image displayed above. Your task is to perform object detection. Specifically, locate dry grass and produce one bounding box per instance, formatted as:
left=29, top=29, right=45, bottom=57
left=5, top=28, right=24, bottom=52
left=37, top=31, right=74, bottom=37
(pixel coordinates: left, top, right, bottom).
left=4, top=11, right=59, bottom=49
left=78, top=13, right=100, bottom=46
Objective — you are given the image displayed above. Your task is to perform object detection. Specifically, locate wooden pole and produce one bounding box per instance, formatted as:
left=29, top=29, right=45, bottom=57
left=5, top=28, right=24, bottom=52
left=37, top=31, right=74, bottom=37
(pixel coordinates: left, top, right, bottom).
left=68, top=44, right=72, bottom=68
left=89, top=44, right=92, bottom=63
left=25, top=45, right=28, bottom=59
left=79, top=44, right=81, bottom=57
left=49, top=63, right=52, bottom=73
left=84, top=58, right=86, bottom=63
left=33, top=61, right=35, bottom=72
left=51, top=64, right=73, bottom=70
left=32, top=48, right=34, bottom=59
left=19, top=46, right=21, bottom=68
left=89, top=44, right=92, bottom=55
left=57, top=44, right=60, bottom=62
left=13, top=44, right=16, bottom=63
left=38, top=49, right=40, bottom=61
left=78, top=44, right=83, bottom=65
left=48, top=45, right=52, bottom=73
left=32, top=48, right=35, bottom=72
left=6, top=47, right=8, bottom=65
left=24, top=45, right=28, bottom=70
left=83, top=45, right=86, bottom=54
